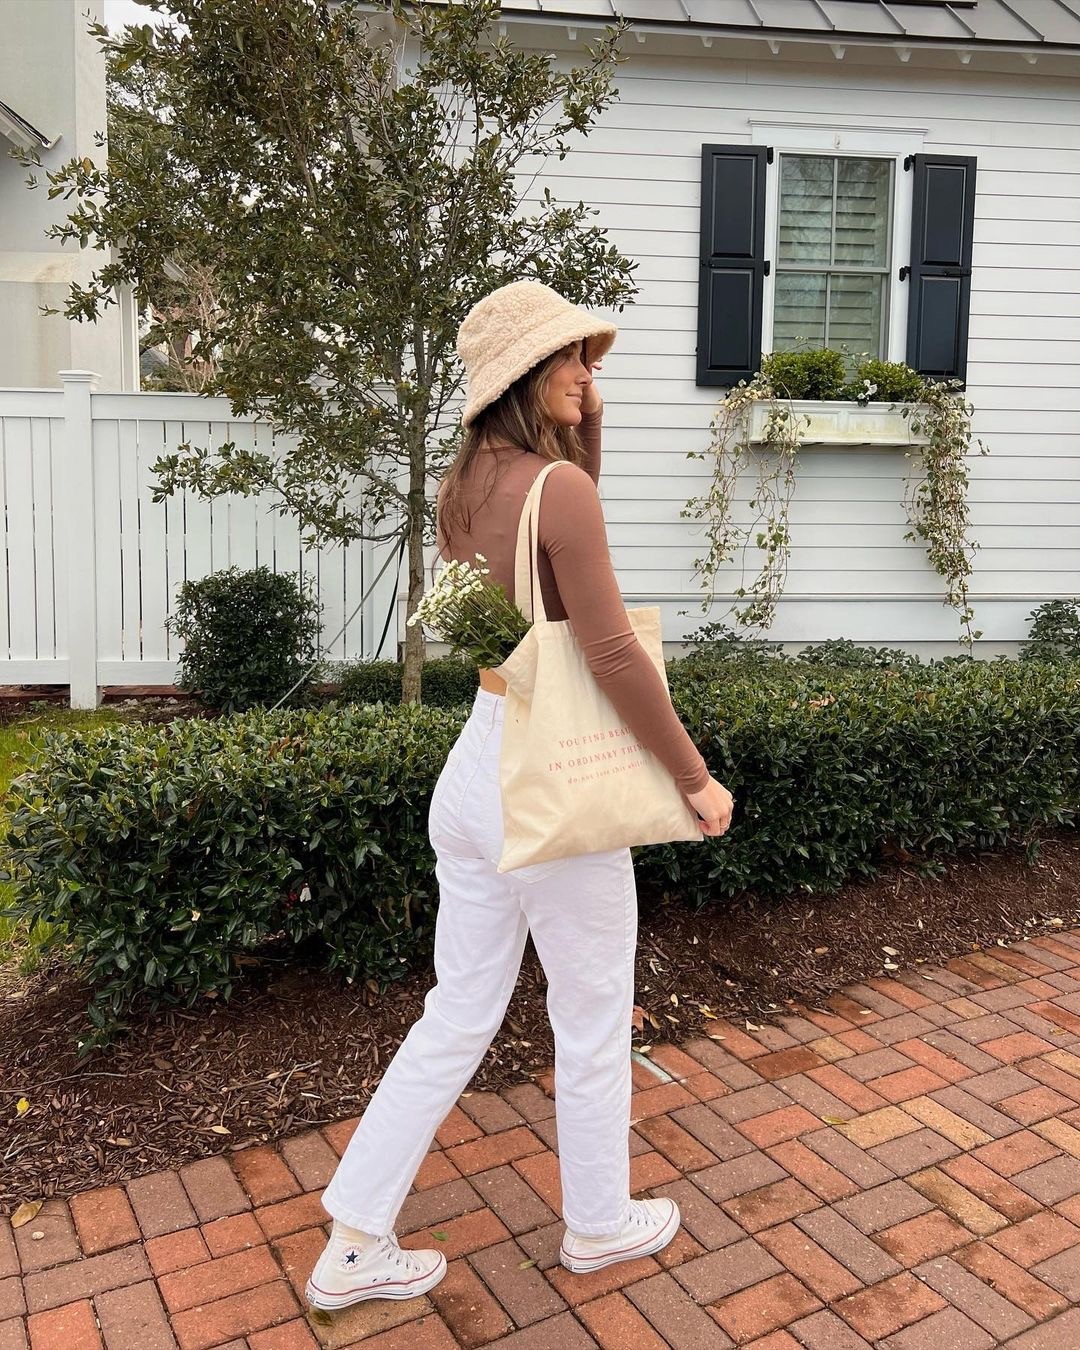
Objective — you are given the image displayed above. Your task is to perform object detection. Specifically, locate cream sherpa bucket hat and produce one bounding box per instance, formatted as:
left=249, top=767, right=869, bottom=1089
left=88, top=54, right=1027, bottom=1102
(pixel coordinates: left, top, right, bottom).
left=457, top=280, right=618, bottom=428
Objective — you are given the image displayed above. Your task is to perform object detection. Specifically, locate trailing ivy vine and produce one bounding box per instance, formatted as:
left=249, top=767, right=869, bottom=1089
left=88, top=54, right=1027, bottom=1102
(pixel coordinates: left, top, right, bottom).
left=682, top=372, right=802, bottom=632
left=683, top=351, right=988, bottom=645
left=902, top=381, right=988, bottom=644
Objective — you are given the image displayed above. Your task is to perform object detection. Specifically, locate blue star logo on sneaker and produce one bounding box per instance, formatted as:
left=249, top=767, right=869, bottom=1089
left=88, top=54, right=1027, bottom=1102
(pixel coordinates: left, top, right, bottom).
left=306, top=1230, right=447, bottom=1310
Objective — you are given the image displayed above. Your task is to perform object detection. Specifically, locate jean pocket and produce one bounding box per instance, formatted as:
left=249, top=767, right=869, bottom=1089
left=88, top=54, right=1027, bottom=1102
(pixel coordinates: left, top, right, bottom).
left=506, top=855, right=573, bottom=886
left=428, top=750, right=463, bottom=840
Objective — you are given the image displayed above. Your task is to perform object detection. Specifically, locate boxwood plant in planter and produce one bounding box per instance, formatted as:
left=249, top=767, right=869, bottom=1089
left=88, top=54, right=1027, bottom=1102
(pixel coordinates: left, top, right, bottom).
left=683, top=349, right=988, bottom=643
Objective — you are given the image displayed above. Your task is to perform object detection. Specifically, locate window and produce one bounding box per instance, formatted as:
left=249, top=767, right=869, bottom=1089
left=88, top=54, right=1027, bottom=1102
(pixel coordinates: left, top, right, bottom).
left=695, top=137, right=975, bottom=387
left=773, top=155, right=893, bottom=359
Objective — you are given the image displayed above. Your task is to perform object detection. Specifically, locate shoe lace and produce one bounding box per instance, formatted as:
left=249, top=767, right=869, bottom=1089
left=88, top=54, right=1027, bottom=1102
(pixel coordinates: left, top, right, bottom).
left=567, top=1201, right=655, bottom=1248
left=376, top=1233, right=428, bottom=1275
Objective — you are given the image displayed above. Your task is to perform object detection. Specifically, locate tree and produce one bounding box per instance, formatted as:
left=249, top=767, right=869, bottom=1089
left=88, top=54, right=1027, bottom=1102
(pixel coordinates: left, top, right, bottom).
left=19, top=0, right=636, bottom=700
left=106, top=49, right=235, bottom=390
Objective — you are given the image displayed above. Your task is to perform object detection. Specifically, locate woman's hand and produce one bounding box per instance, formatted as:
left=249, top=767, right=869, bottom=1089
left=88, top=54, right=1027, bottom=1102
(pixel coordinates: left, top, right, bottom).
left=580, top=357, right=603, bottom=416
left=686, top=775, right=734, bottom=837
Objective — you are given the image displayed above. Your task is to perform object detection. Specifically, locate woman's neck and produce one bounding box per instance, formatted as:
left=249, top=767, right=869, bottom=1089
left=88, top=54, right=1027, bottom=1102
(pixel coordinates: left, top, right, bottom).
left=477, top=440, right=528, bottom=455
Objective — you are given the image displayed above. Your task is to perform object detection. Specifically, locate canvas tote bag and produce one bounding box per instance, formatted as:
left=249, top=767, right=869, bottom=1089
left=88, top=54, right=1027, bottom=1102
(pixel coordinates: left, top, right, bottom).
left=494, top=459, right=702, bottom=873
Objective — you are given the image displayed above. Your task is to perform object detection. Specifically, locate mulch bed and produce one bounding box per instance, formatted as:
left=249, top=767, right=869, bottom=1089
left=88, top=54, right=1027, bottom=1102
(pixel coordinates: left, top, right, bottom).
left=0, top=686, right=203, bottom=716
left=3, top=823, right=1079, bottom=1215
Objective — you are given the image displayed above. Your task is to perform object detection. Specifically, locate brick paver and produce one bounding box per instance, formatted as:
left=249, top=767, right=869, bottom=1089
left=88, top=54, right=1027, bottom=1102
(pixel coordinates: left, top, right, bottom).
left=94, top=1280, right=176, bottom=1350
left=26, top=1299, right=102, bottom=1350
left=68, top=1188, right=142, bottom=1258
left=179, top=1158, right=251, bottom=1224
left=3, top=929, right=1080, bottom=1347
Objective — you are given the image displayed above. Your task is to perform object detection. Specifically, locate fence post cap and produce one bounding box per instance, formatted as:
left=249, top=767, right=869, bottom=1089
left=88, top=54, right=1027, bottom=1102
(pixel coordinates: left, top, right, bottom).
left=58, top=369, right=101, bottom=386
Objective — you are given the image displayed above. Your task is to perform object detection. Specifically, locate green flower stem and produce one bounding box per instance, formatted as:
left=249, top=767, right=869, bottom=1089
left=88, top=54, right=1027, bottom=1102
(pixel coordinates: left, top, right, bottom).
left=419, top=576, right=530, bottom=668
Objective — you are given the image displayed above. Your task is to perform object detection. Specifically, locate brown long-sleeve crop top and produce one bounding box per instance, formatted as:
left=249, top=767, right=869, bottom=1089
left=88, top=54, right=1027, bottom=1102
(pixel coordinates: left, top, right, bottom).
left=435, top=408, right=710, bottom=796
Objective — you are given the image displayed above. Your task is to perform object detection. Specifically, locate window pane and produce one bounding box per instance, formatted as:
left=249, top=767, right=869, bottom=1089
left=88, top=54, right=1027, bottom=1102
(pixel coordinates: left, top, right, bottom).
left=773, top=271, right=827, bottom=351
left=835, top=158, right=891, bottom=267
left=829, top=273, right=884, bottom=358
left=778, top=156, right=833, bottom=265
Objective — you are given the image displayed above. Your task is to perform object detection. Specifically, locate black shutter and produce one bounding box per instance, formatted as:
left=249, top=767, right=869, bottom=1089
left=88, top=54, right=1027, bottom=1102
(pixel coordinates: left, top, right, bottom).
left=905, top=154, right=977, bottom=383
left=696, top=144, right=769, bottom=387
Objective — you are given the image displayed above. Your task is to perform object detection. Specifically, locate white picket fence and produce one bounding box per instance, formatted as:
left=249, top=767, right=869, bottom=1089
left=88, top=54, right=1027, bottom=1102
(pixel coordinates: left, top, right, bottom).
left=0, top=372, right=402, bottom=706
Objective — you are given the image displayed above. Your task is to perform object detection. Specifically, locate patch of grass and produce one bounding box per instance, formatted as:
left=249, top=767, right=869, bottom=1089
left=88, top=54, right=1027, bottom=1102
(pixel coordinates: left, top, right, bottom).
left=0, top=703, right=129, bottom=970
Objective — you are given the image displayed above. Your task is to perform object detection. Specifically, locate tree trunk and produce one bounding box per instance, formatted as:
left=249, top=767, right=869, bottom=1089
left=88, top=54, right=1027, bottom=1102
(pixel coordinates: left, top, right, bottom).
left=401, top=431, right=428, bottom=705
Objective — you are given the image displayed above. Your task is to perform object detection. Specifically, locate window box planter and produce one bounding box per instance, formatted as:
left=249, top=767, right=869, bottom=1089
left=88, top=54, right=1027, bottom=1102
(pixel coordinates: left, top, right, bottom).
left=747, top=399, right=927, bottom=447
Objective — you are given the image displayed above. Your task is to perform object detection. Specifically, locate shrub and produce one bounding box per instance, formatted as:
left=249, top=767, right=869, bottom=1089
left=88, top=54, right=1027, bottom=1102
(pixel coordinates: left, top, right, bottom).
left=1020, top=599, right=1080, bottom=664
left=760, top=348, right=847, bottom=401
left=756, top=350, right=926, bottom=404
left=337, top=656, right=479, bottom=707
left=797, top=639, right=922, bottom=671
left=167, top=566, right=323, bottom=713
left=2, top=704, right=464, bottom=1040
left=643, top=656, right=1080, bottom=901
left=675, top=620, right=786, bottom=678
left=423, top=656, right=480, bottom=705
left=5, top=657, right=1078, bottom=1038
left=336, top=659, right=404, bottom=706
left=845, top=359, right=926, bottom=404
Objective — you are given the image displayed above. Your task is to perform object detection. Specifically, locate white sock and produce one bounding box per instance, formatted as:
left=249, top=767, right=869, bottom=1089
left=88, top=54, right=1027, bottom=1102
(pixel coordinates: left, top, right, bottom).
left=330, top=1219, right=379, bottom=1250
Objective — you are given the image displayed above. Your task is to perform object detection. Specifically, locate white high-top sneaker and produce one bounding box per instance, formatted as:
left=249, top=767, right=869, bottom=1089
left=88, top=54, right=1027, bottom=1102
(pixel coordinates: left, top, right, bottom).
left=560, top=1197, right=680, bottom=1274
left=305, top=1230, right=447, bottom=1310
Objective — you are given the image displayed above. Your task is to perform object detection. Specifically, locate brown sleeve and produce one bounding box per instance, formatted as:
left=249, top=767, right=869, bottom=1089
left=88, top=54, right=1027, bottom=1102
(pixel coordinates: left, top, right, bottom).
left=434, top=482, right=447, bottom=562
left=578, top=406, right=603, bottom=485
left=538, top=464, right=710, bottom=796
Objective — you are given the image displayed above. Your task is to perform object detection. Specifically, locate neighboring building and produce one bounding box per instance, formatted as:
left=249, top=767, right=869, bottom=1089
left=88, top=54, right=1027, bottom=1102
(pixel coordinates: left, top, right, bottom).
left=476, top=0, right=1080, bottom=655
left=0, top=0, right=138, bottom=390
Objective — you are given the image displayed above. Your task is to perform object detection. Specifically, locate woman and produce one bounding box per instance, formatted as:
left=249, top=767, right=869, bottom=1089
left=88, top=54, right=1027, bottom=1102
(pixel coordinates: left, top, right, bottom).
left=307, top=281, right=734, bottom=1310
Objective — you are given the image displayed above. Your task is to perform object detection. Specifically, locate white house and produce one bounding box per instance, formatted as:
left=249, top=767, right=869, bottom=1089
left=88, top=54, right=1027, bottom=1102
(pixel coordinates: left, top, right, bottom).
left=0, top=0, right=138, bottom=390
left=479, top=0, right=1080, bottom=658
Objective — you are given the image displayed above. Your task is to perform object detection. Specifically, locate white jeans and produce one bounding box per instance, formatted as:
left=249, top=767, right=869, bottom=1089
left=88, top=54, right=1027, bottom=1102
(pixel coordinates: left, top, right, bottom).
left=321, top=688, right=637, bottom=1237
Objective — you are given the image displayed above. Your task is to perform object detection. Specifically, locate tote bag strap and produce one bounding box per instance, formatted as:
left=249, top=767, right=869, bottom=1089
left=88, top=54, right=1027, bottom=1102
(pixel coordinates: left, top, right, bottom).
left=513, top=459, right=570, bottom=624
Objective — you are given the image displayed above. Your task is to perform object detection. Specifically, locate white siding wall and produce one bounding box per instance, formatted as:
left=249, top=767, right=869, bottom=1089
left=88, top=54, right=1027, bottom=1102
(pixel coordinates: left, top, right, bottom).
left=514, top=46, right=1080, bottom=655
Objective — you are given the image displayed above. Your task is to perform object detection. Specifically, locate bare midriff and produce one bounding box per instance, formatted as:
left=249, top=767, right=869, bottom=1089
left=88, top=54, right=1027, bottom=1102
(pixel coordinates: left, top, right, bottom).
left=435, top=408, right=709, bottom=795
left=479, top=667, right=507, bottom=695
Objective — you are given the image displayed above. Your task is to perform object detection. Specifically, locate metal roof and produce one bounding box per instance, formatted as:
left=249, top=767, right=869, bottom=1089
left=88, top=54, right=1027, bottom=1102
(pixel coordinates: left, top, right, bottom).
left=493, top=1, right=1080, bottom=49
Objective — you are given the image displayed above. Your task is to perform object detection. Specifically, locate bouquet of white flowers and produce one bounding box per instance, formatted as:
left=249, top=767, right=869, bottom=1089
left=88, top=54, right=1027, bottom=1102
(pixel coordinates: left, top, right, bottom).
left=407, top=555, right=529, bottom=668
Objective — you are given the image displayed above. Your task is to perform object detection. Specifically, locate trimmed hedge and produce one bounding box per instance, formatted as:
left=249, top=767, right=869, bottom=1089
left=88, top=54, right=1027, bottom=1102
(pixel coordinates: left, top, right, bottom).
left=642, top=655, right=1080, bottom=900
left=4, top=653, right=1078, bottom=1036
left=337, top=656, right=479, bottom=708
left=1020, top=599, right=1080, bottom=664
left=2, top=703, right=464, bottom=1040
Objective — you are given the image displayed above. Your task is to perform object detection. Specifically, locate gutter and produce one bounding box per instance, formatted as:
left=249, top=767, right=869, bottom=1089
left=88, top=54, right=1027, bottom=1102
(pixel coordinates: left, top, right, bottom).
left=0, top=98, right=58, bottom=150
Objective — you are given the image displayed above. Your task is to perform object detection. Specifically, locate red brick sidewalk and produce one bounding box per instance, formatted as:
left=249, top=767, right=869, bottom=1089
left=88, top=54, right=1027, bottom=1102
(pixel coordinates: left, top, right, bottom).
left=4, top=931, right=1080, bottom=1350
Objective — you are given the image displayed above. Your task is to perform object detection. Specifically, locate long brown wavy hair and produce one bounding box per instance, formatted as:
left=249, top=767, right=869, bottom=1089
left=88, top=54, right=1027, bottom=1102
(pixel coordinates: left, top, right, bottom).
left=437, top=342, right=588, bottom=557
